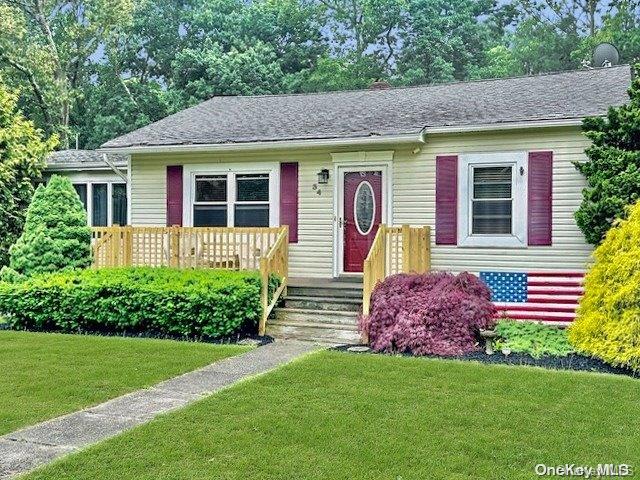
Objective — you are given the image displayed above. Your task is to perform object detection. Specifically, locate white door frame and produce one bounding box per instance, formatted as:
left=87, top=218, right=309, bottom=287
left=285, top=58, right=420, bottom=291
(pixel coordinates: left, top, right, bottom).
left=332, top=161, right=393, bottom=277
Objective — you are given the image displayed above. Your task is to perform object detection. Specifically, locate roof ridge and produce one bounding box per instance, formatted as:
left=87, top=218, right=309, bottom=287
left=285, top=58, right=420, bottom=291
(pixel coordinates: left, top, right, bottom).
left=198, top=65, right=632, bottom=102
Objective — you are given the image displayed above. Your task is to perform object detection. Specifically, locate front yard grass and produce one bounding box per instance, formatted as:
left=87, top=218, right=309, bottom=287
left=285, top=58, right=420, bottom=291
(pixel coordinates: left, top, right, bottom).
left=26, top=350, right=640, bottom=480
left=0, top=331, right=249, bottom=435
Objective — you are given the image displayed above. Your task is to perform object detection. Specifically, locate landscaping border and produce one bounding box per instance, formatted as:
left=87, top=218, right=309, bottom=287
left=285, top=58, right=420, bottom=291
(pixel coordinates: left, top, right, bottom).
left=1, top=327, right=274, bottom=347
left=333, top=346, right=639, bottom=378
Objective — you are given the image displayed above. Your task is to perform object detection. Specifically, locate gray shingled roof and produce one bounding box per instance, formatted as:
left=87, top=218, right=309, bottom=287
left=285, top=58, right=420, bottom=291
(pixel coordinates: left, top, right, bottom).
left=46, top=150, right=128, bottom=170
left=102, top=66, right=632, bottom=149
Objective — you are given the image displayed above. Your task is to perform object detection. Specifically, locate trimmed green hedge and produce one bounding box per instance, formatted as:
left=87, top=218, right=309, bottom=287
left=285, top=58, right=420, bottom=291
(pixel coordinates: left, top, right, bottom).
left=0, top=267, right=265, bottom=338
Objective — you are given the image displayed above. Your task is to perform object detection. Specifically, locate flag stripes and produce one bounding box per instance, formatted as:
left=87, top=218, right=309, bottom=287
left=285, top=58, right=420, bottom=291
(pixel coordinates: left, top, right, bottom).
left=481, top=271, right=584, bottom=324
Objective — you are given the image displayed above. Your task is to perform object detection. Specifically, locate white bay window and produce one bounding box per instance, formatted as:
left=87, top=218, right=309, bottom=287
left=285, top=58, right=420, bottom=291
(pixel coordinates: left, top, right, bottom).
left=458, top=152, right=527, bottom=247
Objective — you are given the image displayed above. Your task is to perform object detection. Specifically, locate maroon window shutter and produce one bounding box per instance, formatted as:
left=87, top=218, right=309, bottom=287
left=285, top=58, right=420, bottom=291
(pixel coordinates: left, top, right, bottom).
left=166, top=165, right=183, bottom=226
left=435, top=155, right=458, bottom=245
left=280, top=162, right=298, bottom=243
left=528, top=151, right=553, bottom=246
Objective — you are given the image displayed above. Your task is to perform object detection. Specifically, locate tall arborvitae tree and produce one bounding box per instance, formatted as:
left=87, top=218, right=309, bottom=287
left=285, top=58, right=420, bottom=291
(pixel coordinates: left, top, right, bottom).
left=574, top=64, right=640, bottom=245
left=6, top=175, right=91, bottom=277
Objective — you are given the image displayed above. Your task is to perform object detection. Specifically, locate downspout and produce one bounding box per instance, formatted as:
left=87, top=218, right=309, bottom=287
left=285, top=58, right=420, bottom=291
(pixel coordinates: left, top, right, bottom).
left=102, top=153, right=128, bottom=183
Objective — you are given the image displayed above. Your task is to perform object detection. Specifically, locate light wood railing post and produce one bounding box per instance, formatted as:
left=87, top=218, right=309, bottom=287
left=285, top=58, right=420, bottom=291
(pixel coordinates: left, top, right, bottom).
left=379, top=224, right=387, bottom=280
left=401, top=224, right=411, bottom=273
left=363, top=258, right=372, bottom=317
left=110, top=227, right=118, bottom=267
left=125, top=226, right=134, bottom=266
left=259, top=256, right=269, bottom=336
left=423, top=226, right=431, bottom=272
left=169, top=226, right=180, bottom=268
left=282, top=225, right=289, bottom=297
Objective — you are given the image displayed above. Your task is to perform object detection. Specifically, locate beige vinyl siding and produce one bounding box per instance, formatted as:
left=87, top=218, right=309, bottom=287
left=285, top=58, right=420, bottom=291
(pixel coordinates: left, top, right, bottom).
left=394, top=127, right=592, bottom=273
left=130, top=150, right=335, bottom=278
left=130, top=125, right=592, bottom=278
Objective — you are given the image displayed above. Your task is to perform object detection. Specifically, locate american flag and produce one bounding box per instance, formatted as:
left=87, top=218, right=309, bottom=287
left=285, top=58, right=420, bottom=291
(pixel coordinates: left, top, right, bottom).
left=479, top=271, right=585, bottom=324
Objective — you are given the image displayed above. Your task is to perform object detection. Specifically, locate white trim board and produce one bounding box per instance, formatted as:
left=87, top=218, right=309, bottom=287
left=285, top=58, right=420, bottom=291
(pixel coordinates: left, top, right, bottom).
left=457, top=151, right=527, bottom=248
left=101, top=134, right=424, bottom=155
left=332, top=159, right=393, bottom=277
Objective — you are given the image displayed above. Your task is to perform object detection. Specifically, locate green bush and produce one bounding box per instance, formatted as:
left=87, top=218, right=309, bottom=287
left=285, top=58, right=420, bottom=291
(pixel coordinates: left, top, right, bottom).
left=0, top=82, right=57, bottom=268
left=494, top=320, right=574, bottom=358
left=0, top=267, right=264, bottom=338
left=574, top=64, right=640, bottom=245
left=6, top=175, right=91, bottom=278
left=568, top=200, right=640, bottom=371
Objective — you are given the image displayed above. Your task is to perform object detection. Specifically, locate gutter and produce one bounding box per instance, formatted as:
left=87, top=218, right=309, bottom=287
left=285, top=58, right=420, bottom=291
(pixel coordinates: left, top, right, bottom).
left=45, top=163, right=128, bottom=172
left=423, top=118, right=583, bottom=134
left=98, top=133, right=425, bottom=155
left=98, top=118, right=582, bottom=155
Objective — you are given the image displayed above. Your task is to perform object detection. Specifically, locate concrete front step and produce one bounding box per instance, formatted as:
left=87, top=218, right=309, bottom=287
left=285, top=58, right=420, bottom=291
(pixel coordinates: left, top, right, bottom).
left=286, top=285, right=363, bottom=299
left=267, top=308, right=362, bottom=345
left=267, top=320, right=361, bottom=345
left=284, top=295, right=362, bottom=312
left=275, top=308, right=359, bottom=326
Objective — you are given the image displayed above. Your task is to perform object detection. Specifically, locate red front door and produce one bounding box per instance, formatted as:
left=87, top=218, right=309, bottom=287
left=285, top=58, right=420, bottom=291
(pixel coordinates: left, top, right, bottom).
left=343, top=171, right=383, bottom=273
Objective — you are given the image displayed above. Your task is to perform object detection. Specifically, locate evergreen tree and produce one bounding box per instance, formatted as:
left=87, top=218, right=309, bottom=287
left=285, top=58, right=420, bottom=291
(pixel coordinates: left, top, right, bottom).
left=6, top=175, right=91, bottom=277
left=574, top=64, right=640, bottom=245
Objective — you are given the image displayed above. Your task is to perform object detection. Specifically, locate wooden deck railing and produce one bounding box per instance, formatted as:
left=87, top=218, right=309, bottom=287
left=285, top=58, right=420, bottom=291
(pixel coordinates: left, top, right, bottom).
left=91, top=225, right=289, bottom=336
left=259, top=226, right=289, bottom=336
left=91, top=226, right=283, bottom=269
left=362, top=225, right=431, bottom=319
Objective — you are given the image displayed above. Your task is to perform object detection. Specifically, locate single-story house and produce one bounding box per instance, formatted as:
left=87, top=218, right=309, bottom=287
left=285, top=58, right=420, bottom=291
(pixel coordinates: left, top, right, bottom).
left=45, top=150, right=129, bottom=226
left=98, top=65, right=631, bottom=331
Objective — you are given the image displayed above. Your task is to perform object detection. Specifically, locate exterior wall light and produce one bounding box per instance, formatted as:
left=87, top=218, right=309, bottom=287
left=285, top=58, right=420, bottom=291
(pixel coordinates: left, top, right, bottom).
left=317, top=169, right=330, bottom=184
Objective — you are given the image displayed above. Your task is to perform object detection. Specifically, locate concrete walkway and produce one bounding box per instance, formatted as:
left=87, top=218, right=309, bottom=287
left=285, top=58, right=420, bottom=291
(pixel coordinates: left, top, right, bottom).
left=0, top=340, right=319, bottom=479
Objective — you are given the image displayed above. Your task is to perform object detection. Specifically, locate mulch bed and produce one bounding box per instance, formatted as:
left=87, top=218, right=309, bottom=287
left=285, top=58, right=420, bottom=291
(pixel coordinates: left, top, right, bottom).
left=332, top=345, right=639, bottom=379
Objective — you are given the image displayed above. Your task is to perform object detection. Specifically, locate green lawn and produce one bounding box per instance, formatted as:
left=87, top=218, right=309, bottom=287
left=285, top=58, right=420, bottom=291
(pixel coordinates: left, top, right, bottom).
left=26, top=351, right=640, bottom=480
left=0, top=331, right=249, bottom=435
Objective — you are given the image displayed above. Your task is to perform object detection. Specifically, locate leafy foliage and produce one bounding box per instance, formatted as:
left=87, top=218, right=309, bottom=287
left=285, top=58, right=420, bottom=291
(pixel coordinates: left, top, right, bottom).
left=397, top=0, right=500, bottom=85
left=360, top=272, right=496, bottom=356
left=568, top=200, right=640, bottom=372
left=0, top=267, right=264, bottom=338
left=0, top=81, right=56, bottom=268
left=574, top=64, right=640, bottom=245
left=494, top=320, right=574, bottom=358
left=6, top=175, right=91, bottom=277
left=0, top=0, right=135, bottom=146
left=2, top=0, right=639, bottom=148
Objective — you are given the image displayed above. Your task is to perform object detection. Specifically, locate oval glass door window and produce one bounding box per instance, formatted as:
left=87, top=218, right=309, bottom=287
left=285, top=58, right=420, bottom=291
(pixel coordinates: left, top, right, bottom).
left=354, top=181, right=375, bottom=235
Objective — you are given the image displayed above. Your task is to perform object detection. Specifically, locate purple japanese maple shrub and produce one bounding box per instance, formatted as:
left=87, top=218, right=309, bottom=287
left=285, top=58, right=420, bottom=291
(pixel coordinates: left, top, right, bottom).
left=360, top=272, right=496, bottom=356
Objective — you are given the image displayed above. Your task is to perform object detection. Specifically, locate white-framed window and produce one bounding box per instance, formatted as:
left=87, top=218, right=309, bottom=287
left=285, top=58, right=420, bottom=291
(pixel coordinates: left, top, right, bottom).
left=72, top=182, right=128, bottom=227
left=185, top=164, right=279, bottom=227
left=458, top=152, right=527, bottom=247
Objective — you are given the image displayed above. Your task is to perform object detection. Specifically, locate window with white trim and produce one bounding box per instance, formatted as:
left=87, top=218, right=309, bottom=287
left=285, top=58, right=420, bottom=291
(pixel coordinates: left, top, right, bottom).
left=191, top=171, right=274, bottom=227
left=72, top=182, right=127, bottom=227
left=458, top=152, right=527, bottom=247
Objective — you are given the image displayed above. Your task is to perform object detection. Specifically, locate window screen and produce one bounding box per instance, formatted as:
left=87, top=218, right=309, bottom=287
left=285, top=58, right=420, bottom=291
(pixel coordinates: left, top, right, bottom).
left=194, top=175, right=228, bottom=226
left=234, top=174, right=269, bottom=227
left=112, top=184, right=127, bottom=226
left=194, top=205, right=227, bottom=227
left=471, top=166, right=512, bottom=235
left=92, top=183, right=108, bottom=227
left=196, top=175, right=227, bottom=202
left=236, top=174, right=269, bottom=201
left=73, top=184, right=88, bottom=212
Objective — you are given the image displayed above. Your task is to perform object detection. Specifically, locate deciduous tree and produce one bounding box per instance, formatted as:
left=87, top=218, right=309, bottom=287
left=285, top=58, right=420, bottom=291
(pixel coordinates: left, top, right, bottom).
left=0, top=81, right=56, bottom=268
